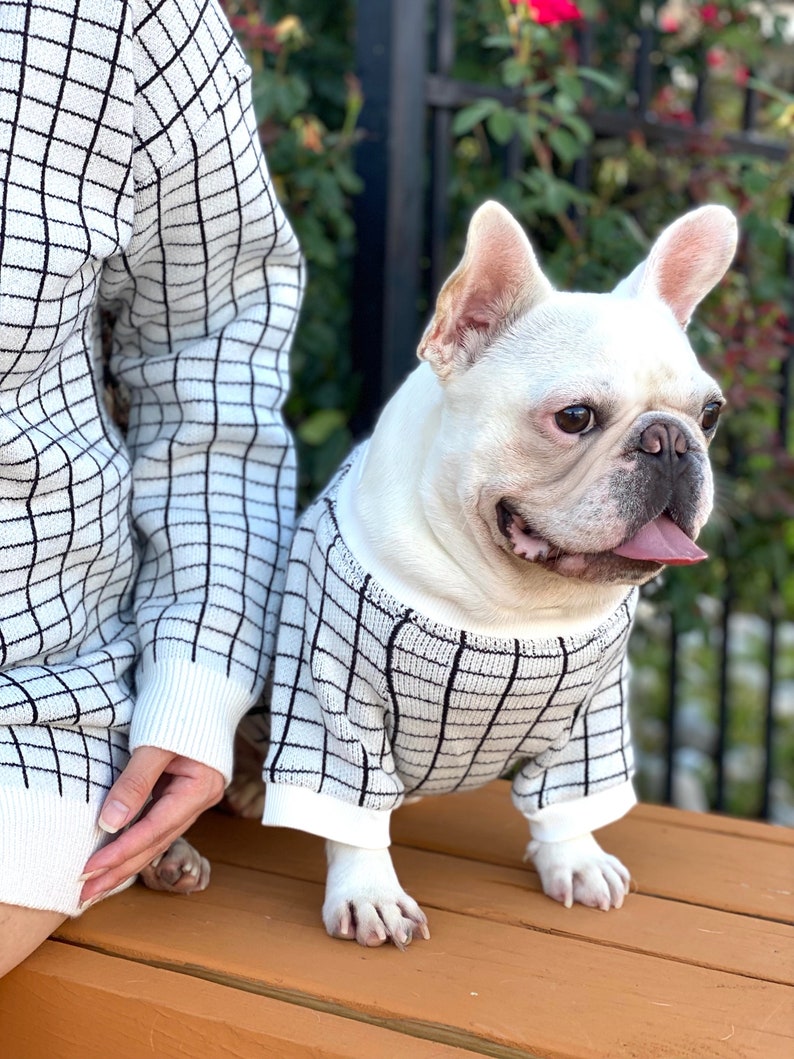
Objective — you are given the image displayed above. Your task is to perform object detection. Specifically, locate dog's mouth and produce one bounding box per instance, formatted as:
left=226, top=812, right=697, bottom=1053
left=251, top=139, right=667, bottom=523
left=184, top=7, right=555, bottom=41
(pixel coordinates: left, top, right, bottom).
left=496, top=500, right=707, bottom=574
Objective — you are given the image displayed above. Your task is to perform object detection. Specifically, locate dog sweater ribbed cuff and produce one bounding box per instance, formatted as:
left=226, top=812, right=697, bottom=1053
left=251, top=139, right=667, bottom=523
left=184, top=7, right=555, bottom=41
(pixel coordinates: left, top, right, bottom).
left=523, top=778, right=637, bottom=843
left=262, top=778, right=638, bottom=851
left=129, top=660, right=255, bottom=785
left=263, top=783, right=392, bottom=849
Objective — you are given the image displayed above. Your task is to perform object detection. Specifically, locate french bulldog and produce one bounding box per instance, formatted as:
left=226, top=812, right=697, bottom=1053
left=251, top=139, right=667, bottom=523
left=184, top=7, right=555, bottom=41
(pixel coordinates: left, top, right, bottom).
left=262, top=201, right=737, bottom=949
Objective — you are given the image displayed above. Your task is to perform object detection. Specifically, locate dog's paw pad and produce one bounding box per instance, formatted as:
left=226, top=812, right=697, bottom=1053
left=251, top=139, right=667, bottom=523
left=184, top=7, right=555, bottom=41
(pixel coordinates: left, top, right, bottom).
left=139, top=838, right=211, bottom=894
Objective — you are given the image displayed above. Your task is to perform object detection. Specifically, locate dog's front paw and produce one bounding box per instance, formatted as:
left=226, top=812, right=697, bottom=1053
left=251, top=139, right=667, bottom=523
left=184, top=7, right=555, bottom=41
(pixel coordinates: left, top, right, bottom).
left=323, top=842, right=430, bottom=950
left=139, top=837, right=211, bottom=894
left=526, top=833, right=630, bottom=911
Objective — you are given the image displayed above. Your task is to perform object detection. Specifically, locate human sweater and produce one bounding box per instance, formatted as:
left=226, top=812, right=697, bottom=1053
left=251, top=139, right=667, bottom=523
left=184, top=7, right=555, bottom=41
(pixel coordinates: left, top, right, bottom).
left=264, top=447, right=638, bottom=849
left=0, top=0, right=303, bottom=914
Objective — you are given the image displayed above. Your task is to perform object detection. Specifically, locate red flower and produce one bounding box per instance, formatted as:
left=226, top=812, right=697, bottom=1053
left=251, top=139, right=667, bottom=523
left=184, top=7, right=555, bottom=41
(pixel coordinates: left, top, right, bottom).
left=512, top=0, right=584, bottom=25
left=700, top=3, right=721, bottom=26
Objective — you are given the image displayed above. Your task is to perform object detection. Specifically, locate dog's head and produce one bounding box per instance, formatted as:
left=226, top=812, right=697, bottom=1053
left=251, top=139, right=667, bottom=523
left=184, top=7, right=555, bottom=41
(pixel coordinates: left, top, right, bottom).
left=416, top=202, right=737, bottom=586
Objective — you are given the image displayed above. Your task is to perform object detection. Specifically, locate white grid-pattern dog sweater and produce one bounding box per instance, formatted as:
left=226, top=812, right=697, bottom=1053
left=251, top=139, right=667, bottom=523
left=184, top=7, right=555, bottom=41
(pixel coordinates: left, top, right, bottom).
left=264, top=447, right=638, bottom=848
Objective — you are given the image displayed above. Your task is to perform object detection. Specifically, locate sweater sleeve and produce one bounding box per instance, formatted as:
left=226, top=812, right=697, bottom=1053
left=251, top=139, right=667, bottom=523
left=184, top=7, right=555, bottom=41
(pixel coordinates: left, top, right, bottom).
left=511, top=652, right=636, bottom=842
left=99, top=0, right=304, bottom=782
left=263, top=501, right=404, bottom=849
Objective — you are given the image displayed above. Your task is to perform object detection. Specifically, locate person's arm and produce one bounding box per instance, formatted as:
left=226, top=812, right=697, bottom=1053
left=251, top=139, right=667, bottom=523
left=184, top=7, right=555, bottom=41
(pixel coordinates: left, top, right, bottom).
left=80, top=0, right=303, bottom=902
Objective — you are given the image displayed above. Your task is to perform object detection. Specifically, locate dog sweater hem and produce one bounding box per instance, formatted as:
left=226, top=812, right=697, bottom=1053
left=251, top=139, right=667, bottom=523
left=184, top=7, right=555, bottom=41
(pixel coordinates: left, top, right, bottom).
left=521, top=779, right=637, bottom=843
left=262, top=783, right=392, bottom=849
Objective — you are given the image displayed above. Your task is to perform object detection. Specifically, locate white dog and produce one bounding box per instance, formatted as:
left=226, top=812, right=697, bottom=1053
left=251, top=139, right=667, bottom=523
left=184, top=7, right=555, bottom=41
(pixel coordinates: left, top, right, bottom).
left=261, top=201, right=737, bottom=948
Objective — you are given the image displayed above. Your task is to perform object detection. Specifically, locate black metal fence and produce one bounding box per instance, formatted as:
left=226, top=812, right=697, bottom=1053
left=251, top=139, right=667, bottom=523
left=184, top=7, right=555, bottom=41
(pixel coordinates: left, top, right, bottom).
left=347, top=0, right=793, bottom=820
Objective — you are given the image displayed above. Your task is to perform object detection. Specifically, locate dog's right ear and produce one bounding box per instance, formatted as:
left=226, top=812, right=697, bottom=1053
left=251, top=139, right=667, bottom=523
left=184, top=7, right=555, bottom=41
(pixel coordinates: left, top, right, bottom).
left=417, top=201, right=553, bottom=380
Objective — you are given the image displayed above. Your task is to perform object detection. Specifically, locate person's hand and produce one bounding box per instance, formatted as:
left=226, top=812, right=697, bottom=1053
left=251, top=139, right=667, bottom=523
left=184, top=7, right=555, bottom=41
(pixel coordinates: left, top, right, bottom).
left=78, top=746, right=225, bottom=906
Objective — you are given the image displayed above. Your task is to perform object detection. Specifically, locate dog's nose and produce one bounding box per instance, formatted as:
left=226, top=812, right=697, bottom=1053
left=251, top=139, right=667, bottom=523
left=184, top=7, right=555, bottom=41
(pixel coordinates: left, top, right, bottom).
left=639, top=422, right=688, bottom=459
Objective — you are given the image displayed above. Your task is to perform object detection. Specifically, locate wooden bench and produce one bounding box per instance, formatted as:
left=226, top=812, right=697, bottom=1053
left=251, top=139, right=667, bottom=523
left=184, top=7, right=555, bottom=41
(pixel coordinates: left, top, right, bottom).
left=2, top=780, right=792, bottom=1058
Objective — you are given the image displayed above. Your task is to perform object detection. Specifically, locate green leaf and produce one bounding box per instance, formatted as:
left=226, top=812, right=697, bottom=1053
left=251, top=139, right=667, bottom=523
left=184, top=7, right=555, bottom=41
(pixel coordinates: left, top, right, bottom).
left=486, top=106, right=517, bottom=145
left=549, top=127, right=583, bottom=166
left=553, top=70, right=584, bottom=103
left=502, top=57, right=527, bottom=88
left=452, top=98, right=501, bottom=136
left=577, top=66, right=623, bottom=96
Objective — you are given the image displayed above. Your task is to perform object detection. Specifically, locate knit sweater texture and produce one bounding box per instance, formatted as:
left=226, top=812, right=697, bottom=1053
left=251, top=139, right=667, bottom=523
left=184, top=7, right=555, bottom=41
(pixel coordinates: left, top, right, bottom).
left=264, top=447, right=638, bottom=849
left=0, top=0, right=303, bottom=914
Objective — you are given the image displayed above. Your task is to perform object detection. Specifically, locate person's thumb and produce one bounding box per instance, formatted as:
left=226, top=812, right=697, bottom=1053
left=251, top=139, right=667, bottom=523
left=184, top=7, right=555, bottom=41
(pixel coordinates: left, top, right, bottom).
left=98, top=745, right=175, bottom=834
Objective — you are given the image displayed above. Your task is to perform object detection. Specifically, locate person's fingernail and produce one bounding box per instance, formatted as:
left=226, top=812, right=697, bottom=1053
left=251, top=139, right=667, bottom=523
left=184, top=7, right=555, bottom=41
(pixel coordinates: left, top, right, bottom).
left=78, top=894, right=105, bottom=913
left=78, top=869, right=104, bottom=882
left=98, top=800, right=130, bottom=834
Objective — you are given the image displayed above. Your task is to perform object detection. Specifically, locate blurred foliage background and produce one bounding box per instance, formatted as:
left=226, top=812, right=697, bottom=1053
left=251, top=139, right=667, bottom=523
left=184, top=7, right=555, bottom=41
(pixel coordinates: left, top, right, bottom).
left=220, top=0, right=793, bottom=817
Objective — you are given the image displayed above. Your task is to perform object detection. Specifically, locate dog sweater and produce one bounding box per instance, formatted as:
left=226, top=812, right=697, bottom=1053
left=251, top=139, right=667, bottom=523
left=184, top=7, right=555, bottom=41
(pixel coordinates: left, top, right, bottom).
left=0, top=0, right=303, bottom=914
left=264, top=447, right=638, bottom=848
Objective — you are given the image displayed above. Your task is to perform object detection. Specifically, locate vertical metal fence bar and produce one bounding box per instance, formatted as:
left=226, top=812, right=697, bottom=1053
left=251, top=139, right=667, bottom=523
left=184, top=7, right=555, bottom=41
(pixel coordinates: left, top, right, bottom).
left=715, top=573, right=733, bottom=812
left=351, top=0, right=429, bottom=430
left=428, top=0, right=455, bottom=303
left=664, top=612, right=679, bottom=805
left=634, top=7, right=655, bottom=114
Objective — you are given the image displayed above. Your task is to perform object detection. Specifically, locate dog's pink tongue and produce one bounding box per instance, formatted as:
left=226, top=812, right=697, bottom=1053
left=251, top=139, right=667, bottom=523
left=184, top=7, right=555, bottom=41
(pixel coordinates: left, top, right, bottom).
left=612, top=515, right=707, bottom=565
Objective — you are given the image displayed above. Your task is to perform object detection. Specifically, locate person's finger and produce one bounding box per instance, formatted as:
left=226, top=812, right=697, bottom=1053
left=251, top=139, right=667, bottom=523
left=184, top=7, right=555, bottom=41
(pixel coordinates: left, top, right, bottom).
left=79, top=789, right=202, bottom=904
left=98, top=745, right=177, bottom=834
left=79, top=764, right=224, bottom=904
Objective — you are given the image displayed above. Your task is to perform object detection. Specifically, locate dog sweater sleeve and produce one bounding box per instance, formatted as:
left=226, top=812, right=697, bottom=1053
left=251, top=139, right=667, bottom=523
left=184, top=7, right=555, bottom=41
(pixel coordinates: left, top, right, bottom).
left=264, top=485, right=404, bottom=849
left=511, top=651, right=637, bottom=842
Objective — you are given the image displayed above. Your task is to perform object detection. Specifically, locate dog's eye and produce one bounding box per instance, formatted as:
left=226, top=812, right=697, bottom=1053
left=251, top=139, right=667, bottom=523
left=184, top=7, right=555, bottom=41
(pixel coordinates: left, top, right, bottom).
left=700, top=401, right=723, bottom=432
left=555, top=405, right=596, bottom=434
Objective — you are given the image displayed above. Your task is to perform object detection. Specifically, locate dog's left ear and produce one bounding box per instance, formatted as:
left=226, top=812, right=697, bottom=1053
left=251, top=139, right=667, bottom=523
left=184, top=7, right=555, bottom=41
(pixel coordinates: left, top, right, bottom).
left=418, top=201, right=553, bottom=380
left=613, top=205, right=738, bottom=329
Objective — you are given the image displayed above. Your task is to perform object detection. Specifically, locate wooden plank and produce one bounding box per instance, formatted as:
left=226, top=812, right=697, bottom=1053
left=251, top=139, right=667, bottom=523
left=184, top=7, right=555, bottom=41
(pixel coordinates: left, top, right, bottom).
left=1, top=941, right=480, bottom=1059
left=185, top=814, right=794, bottom=986
left=55, top=863, right=794, bottom=1059
left=626, top=801, right=794, bottom=845
left=385, top=784, right=794, bottom=922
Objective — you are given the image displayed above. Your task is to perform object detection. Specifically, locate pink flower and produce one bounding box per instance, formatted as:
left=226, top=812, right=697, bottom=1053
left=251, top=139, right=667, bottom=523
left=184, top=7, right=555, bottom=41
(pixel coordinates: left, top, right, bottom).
left=511, top=0, right=584, bottom=25
left=706, top=45, right=726, bottom=68
left=700, top=3, right=721, bottom=26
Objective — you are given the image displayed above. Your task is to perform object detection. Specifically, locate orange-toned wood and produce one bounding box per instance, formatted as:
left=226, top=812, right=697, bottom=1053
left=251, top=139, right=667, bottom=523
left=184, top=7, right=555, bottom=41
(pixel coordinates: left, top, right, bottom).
left=185, top=815, right=794, bottom=986
left=54, top=861, right=793, bottom=1059
left=388, top=784, right=794, bottom=920
left=1, top=941, right=478, bottom=1059
left=3, top=783, right=792, bottom=1059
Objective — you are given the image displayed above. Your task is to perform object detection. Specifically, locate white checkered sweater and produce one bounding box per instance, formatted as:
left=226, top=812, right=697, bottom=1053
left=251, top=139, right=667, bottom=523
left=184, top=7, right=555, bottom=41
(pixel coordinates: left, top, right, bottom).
left=264, top=448, right=638, bottom=847
left=0, top=0, right=302, bottom=910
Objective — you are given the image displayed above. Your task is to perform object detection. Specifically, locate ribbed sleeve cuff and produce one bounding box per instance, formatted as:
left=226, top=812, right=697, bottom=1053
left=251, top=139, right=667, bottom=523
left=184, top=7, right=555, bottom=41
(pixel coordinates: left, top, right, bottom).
left=129, top=660, right=254, bottom=784
left=520, top=780, right=637, bottom=843
left=0, top=788, right=133, bottom=916
left=263, top=783, right=392, bottom=849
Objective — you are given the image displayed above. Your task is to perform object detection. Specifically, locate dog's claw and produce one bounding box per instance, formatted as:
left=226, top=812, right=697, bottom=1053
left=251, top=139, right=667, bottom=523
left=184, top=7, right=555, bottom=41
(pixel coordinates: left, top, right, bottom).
left=323, top=843, right=430, bottom=950
left=527, top=833, right=630, bottom=912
